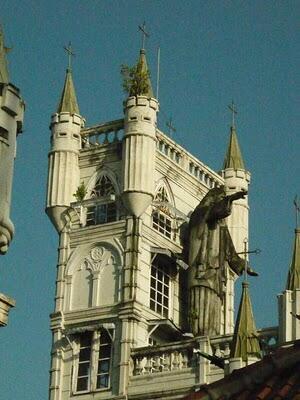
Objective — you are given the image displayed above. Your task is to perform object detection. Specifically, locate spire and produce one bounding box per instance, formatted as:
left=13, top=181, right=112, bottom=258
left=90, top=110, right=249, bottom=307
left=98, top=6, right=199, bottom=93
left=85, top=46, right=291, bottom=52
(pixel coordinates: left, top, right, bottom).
left=223, top=102, right=246, bottom=170
left=223, top=126, right=245, bottom=170
left=286, top=229, right=300, bottom=290
left=0, top=25, right=9, bottom=84
left=230, top=282, right=261, bottom=361
left=136, top=48, right=153, bottom=98
left=57, top=68, right=80, bottom=114
left=57, top=43, right=79, bottom=114
left=136, top=22, right=153, bottom=98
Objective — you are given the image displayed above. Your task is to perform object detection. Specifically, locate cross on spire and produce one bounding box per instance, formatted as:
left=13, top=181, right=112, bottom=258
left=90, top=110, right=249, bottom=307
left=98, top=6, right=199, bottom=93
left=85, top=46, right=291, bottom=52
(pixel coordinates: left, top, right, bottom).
left=64, top=42, right=75, bottom=70
left=294, top=196, right=300, bottom=228
left=138, top=22, right=149, bottom=50
left=166, top=117, right=176, bottom=137
left=228, top=100, right=237, bottom=128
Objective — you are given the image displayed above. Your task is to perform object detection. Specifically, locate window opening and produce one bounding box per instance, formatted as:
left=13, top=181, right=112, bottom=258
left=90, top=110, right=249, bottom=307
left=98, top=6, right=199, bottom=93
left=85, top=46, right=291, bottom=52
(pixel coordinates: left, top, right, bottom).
left=75, top=329, right=112, bottom=393
left=0, top=127, right=9, bottom=141
left=86, top=175, right=117, bottom=226
left=150, top=262, right=170, bottom=318
left=76, top=332, right=92, bottom=392
left=152, top=186, right=173, bottom=240
left=96, top=330, right=112, bottom=389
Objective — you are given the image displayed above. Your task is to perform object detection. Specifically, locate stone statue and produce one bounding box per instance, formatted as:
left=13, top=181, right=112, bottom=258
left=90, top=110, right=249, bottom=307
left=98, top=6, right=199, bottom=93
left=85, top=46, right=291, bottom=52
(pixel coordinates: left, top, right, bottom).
left=187, top=185, right=257, bottom=336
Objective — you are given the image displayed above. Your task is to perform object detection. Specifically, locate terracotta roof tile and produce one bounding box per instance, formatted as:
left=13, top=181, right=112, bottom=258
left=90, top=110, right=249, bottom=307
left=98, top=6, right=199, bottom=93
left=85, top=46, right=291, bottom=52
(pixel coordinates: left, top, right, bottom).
left=183, top=341, right=300, bottom=400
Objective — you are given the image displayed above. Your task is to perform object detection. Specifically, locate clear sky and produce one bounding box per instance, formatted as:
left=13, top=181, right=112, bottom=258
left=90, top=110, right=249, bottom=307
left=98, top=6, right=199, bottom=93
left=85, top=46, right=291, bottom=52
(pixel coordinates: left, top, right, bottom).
left=1, top=1, right=299, bottom=398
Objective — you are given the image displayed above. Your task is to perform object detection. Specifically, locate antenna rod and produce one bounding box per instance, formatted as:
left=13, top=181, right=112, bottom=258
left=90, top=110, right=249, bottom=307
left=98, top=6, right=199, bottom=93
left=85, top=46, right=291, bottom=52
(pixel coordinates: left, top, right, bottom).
left=156, top=46, right=160, bottom=100
left=294, top=196, right=300, bottom=228
left=243, top=238, right=248, bottom=283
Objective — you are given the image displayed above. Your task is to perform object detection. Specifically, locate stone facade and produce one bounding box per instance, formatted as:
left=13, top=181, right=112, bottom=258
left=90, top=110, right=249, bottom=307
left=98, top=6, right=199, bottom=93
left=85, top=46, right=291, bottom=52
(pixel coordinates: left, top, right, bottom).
left=46, top=51, right=253, bottom=399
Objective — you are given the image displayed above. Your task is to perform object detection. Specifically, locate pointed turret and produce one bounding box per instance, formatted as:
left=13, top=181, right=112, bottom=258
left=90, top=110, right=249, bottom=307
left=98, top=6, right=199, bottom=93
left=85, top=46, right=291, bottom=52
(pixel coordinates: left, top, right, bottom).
left=122, top=44, right=158, bottom=217
left=136, top=49, right=153, bottom=98
left=230, top=282, right=261, bottom=361
left=57, top=67, right=79, bottom=114
left=278, top=202, right=300, bottom=344
left=223, top=125, right=245, bottom=170
left=220, top=104, right=250, bottom=261
left=286, top=229, right=300, bottom=290
left=0, top=25, right=9, bottom=84
left=46, top=45, right=84, bottom=232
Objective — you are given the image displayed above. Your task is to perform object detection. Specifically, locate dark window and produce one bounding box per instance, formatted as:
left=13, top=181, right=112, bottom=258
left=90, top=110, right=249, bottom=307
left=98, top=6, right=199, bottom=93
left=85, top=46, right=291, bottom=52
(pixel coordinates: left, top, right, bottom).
left=76, top=332, right=92, bottom=392
left=86, top=175, right=117, bottom=226
left=150, top=263, right=170, bottom=318
left=76, top=330, right=112, bottom=393
left=152, top=186, right=173, bottom=239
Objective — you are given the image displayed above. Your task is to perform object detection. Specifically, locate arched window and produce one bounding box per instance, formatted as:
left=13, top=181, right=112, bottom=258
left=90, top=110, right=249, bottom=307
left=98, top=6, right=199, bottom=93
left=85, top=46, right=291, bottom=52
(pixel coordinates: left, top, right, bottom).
left=152, top=186, right=173, bottom=240
left=86, top=175, right=117, bottom=226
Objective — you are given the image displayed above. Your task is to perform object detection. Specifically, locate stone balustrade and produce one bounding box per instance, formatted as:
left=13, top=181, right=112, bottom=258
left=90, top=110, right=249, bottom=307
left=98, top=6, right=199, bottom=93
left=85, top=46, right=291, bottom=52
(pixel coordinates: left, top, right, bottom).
left=131, top=340, right=196, bottom=376
left=80, top=122, right=224, bottom=190
left=156, top=129, right=223, bottom=189
left=131, top=326, right=279, bottom=377
left=80, top=118, right=124, bottom=148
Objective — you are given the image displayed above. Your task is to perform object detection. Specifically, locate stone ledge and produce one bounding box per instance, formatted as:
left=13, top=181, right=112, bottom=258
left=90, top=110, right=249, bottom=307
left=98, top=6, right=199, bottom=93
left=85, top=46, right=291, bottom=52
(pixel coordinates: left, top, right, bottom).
left=0, top=292, right=16, bottom=327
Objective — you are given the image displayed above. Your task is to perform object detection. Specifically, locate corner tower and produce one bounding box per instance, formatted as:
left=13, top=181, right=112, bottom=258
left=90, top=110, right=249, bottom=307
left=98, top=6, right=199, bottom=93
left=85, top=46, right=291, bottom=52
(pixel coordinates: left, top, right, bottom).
left=122, top=48, right=159, bottom=217
left=46, top=47, right=85, bottom=231
left=278, top=203, right=300, bottom=343
left=0, top=26, right=24, bottom=255
left=220, top=104, right=250, bottom=254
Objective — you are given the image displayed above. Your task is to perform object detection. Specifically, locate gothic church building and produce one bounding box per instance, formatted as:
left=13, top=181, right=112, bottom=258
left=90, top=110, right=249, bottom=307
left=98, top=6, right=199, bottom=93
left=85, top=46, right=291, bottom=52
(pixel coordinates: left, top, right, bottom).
left=45, top=42, right=292, bottom=400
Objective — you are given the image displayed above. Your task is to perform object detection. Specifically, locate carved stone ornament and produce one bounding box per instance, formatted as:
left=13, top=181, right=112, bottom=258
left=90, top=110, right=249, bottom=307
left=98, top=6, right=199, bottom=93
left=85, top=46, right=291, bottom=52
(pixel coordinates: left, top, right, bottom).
left=80, top=246, right=115, bottom=272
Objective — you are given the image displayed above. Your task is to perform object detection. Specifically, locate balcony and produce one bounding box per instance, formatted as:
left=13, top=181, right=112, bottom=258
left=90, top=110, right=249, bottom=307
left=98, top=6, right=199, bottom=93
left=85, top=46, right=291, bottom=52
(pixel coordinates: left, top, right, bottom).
left=128, top=326, right=278, bottom=399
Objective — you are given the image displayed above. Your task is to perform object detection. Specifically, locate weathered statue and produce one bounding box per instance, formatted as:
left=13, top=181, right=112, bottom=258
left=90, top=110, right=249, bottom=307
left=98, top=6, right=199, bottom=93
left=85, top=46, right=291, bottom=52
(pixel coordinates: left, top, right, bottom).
left=0, top=27, right=24, bottom=254
left=187, top=185, right=256, bottom=336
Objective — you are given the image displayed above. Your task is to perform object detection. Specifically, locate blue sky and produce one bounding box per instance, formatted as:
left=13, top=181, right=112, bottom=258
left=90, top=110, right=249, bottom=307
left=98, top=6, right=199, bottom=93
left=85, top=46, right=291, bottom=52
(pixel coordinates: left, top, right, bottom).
left=1, top=1, right=299, bottom=398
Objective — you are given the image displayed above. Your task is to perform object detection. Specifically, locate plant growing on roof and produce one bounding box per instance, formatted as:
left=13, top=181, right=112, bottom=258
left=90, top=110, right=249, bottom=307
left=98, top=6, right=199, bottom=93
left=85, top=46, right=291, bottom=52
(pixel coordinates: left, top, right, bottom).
left=73, top=182, right=87, bottom=202
left=121, top=60, right=150, bottom=97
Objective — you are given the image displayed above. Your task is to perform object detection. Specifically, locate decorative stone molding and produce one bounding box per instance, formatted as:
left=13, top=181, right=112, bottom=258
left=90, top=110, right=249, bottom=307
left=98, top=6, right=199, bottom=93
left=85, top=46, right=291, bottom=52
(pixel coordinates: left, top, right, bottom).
left=80, top=246, right=115, bottom=273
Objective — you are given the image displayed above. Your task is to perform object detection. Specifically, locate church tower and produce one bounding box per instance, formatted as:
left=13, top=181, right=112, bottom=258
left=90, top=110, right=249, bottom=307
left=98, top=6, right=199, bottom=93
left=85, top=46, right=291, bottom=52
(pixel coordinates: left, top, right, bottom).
left=278, top=205, right=300, bottom=344
left=46, top=38, right=252, bottom=399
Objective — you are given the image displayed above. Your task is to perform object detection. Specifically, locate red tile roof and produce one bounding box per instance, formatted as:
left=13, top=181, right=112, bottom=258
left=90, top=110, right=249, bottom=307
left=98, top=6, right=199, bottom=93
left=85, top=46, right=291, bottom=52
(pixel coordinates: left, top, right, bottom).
left=183, top=340, right=300, bottom=400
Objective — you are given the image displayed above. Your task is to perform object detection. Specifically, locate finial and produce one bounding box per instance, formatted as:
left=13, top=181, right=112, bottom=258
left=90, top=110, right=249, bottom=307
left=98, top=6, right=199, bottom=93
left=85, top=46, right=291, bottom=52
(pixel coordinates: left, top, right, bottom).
left=166, top=117, right=176, bottom=137
left=0, top=24, right=10, bottom=84
left=138, top=22, right=149, bottom=50
left=228, top=100, right=237, bottom=128
left=64, top=42, right=75, bottom=71
left=294, top=196, right=300, bottom=229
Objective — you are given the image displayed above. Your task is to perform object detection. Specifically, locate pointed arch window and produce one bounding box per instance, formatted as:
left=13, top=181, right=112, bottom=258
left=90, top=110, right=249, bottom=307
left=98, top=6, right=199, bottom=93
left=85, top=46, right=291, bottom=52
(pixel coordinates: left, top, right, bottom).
left=86, top=175, right=117, bottom=226
left=152, top=186, right=173, bottom=240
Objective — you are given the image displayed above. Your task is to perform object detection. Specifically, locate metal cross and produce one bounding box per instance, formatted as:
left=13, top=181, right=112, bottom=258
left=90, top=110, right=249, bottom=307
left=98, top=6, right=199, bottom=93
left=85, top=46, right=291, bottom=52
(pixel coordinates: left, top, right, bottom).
left=138, top=22, right=149, bottom=49
left=294, top=195, right=300, bottom=228
left=64, top=42, right=75, bottom=70
left=228, top=100, right=237, bottom=128
left=166, top=117, right=176, bottom=137
left=237, top=241, right=261, bottom=282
